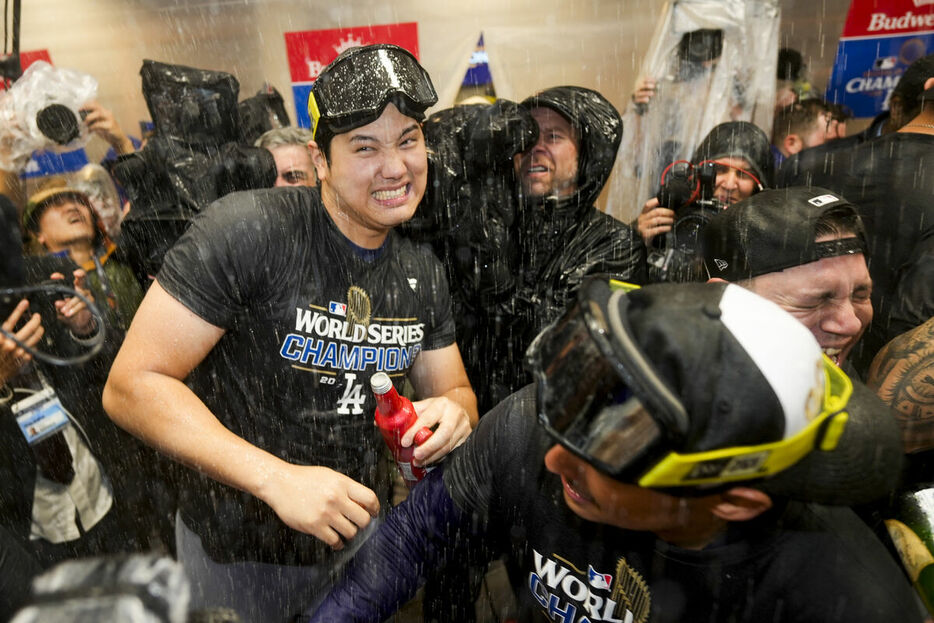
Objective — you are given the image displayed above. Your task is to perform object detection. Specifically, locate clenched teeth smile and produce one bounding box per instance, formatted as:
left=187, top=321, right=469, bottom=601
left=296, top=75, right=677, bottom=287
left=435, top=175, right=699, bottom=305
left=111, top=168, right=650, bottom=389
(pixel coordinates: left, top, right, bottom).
left=528, top=165, right=548, bottom=173
left=372, top=186, right=408, bottom=201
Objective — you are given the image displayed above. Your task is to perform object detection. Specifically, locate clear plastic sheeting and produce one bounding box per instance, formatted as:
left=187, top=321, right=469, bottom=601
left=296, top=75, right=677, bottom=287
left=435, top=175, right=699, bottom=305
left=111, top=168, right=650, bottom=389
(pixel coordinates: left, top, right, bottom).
left=73, top=163, right=125, bottom=240
left=605, top=0, right=780, bottom=223
left=10, top=554, right=190, bottom=623
left=0, top=61, right=98, bottom=172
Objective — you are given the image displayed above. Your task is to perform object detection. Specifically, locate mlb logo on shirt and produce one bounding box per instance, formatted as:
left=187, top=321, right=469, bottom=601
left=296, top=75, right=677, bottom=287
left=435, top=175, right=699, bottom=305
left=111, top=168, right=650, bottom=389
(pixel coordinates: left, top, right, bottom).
left=329, top=301, right=347, bottom=316
left=588, top=565, right=612, bottom=590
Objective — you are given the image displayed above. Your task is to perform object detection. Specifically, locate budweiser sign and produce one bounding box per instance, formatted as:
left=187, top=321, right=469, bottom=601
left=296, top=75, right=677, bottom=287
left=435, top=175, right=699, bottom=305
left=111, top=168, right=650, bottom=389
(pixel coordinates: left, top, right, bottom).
left=827, top=0, right=934, bottom=117
left=867, top=11, right=934, bottom=31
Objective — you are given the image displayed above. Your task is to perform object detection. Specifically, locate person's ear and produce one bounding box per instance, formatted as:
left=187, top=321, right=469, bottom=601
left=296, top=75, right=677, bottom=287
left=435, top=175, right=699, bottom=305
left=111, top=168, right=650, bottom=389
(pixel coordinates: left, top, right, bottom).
left=782, top=133, right=803, bottom=156
left=308, top=141, right=329, bottom=183
left=710, top=487, right=773, bottom=522
left=706, top=277, right=729, bottom=285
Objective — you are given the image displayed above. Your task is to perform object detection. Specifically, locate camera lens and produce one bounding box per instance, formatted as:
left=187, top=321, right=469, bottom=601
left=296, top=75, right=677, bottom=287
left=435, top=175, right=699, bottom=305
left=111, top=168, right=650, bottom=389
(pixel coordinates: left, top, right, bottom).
left=36, top=104, right=80, bottom=145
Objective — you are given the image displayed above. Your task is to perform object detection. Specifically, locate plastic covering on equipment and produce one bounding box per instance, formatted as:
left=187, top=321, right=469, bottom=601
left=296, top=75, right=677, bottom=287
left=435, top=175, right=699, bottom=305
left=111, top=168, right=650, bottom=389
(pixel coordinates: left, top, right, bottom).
left=605, top=0, right=779, bottom=223
left=112, top=59, right=276, bottom=281
left=73, top=163, right=125, bottom=240
left=141, top=60, right=240, bottom=148
left=0, top=61, right=98, bottom=171
left=10, top=554, right=189, bottom=623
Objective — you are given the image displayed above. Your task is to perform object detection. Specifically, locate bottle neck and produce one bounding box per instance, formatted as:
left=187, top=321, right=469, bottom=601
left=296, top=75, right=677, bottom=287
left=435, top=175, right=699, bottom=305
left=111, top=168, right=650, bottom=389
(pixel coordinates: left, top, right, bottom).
left=374, top=386, right=402, bottom=417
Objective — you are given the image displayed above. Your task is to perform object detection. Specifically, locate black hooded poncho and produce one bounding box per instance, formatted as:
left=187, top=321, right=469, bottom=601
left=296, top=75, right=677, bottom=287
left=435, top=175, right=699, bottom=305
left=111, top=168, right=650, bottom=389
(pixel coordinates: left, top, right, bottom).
left=405, top=86, right=646, bottom=412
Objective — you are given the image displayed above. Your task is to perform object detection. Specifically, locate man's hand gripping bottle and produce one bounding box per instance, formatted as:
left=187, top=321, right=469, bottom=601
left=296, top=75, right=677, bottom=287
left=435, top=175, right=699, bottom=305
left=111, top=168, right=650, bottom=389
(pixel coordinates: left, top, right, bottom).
left=370, top=372, right=434, bottom=489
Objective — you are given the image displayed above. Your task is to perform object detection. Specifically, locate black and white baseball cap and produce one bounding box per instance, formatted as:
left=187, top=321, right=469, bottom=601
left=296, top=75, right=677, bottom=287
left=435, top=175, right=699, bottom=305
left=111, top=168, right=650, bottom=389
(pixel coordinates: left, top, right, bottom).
left=527, top=279, right=901, bottom=504
left=701, top=187, right=868, bottom=282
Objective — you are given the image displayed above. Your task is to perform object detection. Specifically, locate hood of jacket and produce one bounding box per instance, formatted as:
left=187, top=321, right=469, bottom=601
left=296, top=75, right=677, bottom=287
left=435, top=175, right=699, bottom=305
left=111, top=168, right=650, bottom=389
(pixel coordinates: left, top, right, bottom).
left=519, top=86, right=623, bottom=216
left=692, top=121, right=774, bottom=188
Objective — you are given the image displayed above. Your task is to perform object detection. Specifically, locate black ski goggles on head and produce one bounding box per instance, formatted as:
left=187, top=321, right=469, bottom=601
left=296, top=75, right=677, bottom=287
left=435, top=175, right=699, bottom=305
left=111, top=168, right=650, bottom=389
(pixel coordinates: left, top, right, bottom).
left=308, top=44, right=438, bottom=140
left=525, top=279, right=686, bottom=482
left=525, top=279, right=852, bottom=489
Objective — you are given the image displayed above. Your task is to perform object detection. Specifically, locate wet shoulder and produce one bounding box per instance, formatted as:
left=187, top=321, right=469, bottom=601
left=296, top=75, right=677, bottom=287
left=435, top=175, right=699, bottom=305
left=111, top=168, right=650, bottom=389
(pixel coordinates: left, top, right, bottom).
left=193, top=186, right=322, bottom=243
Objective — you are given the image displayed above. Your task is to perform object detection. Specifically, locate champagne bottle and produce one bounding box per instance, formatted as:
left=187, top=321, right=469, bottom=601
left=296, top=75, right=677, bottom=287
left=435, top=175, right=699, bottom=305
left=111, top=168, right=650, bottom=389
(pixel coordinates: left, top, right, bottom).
left=884, top=486, right=934, bottom=616
left=370, top=372, right=434, bottom=489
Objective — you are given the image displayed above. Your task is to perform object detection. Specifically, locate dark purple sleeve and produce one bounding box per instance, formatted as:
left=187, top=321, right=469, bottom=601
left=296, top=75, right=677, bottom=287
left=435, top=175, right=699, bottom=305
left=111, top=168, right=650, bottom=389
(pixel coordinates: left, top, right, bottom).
left=303, top=388, right=538, bottom=622
left=302, top=467, right=473, bottom=623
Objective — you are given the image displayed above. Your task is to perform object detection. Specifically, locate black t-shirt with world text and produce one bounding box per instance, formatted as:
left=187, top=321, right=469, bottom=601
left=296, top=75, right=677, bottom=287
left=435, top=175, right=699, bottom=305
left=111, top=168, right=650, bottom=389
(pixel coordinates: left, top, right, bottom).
left=441, top=385, right=923, bottom=623
left=158, top=186, right=455, bottom=565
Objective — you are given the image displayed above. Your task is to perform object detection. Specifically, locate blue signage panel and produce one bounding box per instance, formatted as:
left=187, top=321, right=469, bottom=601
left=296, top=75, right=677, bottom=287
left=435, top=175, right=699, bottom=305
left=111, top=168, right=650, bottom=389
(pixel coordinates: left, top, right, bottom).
left=21, top=148, right=90, bottom=179
left=826, top=35, right=931, bottom=117
left=292, top=84, right=313, bottom=129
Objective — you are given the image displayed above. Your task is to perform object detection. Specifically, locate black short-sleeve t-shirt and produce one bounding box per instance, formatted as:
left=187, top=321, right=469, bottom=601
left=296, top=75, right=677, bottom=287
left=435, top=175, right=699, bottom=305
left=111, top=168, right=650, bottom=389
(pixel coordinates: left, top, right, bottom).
left=443, top=385, right=924, bottom=623
left=158, top=186, right=455, bottom=565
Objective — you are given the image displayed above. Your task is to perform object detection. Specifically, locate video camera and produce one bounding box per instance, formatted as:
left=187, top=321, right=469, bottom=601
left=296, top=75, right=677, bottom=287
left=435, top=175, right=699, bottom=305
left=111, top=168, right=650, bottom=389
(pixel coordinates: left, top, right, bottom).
left=1, top=252, right=106, bottom=367
left=647, top=159, right=727, bottom=282
left=112, top=60, right=277, bottom=282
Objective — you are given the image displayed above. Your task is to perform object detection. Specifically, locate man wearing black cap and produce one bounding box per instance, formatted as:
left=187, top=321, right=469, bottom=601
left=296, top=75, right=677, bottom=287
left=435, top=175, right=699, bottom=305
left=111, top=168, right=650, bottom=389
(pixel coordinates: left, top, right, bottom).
left=405, top=86, right=645, bottom=620
left=776, top=54, right=934, bottom=376
left=103, top=44, right=477, bottom=621
left=702, top=187, right=872, bottom=372
left=305, top=280, right=920, bottom=622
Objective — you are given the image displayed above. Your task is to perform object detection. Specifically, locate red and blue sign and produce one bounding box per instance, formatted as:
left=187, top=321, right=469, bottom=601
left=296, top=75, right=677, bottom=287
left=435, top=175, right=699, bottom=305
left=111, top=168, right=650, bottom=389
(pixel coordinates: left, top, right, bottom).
left=283, top=22, right=420, bottom=129
left=826, top=0, right=934, bottom=118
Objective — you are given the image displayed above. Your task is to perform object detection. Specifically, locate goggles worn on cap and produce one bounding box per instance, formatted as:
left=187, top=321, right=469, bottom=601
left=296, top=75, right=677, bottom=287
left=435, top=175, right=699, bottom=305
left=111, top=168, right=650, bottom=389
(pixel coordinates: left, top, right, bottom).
left=308, top=44, right=438, bottom=140
left=526, top=280, right=851, bottom=488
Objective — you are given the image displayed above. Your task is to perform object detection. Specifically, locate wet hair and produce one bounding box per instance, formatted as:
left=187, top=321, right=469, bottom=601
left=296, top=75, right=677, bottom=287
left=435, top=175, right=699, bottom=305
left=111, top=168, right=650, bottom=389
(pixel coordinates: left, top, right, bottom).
left=772, top=99, right=829, bottom=144
left=825, top=101, right=853, bottom=124
left=814, top=204, right=865, bottom=243
left=891, top=53, right=934, bottom=120
left=26, top=192, right=104, bottom=249
left=254, top=126, right=315, bottom=150
left=24, top=192, right=92, bottom=234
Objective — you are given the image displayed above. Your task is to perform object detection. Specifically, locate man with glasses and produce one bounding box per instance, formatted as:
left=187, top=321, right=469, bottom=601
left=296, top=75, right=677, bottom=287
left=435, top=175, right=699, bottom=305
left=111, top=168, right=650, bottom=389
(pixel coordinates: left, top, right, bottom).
left=306, top=280, right=920, bottom=623
left=103, top=44, right=477, bottom=621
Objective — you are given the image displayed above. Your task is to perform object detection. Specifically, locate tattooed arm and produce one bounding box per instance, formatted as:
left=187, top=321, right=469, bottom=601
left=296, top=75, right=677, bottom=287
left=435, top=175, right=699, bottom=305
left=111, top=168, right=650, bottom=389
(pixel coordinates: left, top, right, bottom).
left=867, top=317, right=934, bottom=454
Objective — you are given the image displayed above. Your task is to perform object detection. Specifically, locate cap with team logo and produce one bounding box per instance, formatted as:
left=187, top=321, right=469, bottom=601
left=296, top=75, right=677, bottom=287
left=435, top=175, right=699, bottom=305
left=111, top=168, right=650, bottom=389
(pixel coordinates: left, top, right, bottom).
left=526, top=279, right=903, bottom=504
left=701, top=186, right=868, bottom=282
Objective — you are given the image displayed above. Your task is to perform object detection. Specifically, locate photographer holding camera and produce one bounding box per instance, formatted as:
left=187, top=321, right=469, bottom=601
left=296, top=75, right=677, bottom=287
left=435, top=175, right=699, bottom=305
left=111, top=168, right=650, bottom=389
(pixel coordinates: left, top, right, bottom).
left=636, top=120, right=772, bottom=283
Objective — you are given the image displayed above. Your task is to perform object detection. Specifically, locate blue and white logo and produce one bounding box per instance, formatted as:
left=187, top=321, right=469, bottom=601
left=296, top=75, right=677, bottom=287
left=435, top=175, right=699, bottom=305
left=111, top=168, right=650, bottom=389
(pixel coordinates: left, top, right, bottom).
left=588, top=565, right=612, bottom=590
left=329, top=301, right=347, bottom=316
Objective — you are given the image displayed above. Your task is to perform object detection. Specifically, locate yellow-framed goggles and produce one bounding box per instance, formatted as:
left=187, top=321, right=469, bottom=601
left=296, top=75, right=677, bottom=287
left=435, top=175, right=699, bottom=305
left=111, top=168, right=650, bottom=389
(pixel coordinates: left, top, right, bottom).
left=526, top=277, right=852, bottom=489
left=637, top=357, right=850, bottom=488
